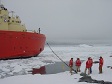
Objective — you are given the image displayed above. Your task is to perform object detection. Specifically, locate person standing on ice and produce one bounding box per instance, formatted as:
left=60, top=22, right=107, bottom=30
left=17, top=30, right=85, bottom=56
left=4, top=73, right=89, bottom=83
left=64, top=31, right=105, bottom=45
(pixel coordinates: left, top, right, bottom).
left=90, top=57, right=93, bottom=74
left=85, top=57, right=91, bottom=75
left=69, top=58, right=73, bottom=75
left=99, top=56, right=104, bottom=74
left=75, top=58, right=81, bottom=72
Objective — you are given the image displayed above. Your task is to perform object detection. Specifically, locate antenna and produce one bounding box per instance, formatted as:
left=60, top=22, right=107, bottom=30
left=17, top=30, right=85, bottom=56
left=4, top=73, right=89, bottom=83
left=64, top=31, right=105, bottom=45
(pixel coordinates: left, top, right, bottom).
left=10, top=11, right=15, bottom=17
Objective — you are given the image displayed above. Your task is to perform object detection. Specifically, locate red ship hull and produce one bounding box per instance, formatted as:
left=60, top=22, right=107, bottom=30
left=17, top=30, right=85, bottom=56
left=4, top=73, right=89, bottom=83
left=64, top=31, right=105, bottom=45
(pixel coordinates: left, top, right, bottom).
left=0, top=30, right=46, bottom=59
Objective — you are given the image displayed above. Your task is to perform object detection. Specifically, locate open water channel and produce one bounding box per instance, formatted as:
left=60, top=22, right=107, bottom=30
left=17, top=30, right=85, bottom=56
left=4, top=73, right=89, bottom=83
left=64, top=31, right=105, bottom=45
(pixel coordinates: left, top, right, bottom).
left=31, top=61, right=77, bottom=75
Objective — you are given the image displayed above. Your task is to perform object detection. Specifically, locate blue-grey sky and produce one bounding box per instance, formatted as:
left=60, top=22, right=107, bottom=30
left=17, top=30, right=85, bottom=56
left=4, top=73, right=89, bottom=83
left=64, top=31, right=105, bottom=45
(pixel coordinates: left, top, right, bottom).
left=3, top=0, right=112, bottom=44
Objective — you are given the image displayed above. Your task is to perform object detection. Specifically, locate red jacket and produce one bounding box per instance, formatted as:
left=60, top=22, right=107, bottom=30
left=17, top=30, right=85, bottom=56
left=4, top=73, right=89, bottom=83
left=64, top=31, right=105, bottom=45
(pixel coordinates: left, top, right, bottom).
left=75, top=59, right=81, bottom=66
left=69, top=59, right=73, bottom=67
left=86, top=59, right=91, bottom=68
left=90, top=59, right=93, bottom=67
left=99, top=58, right=103, bottom=67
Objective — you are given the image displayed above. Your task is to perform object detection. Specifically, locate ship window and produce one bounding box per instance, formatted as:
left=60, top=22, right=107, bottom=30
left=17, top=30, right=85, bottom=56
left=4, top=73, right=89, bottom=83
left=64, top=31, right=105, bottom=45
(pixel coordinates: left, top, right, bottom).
left=16, top=21, right=19, bottom=23
left=8, top=17, right=11, bottom=19
left=7, top=20, right=10, bottom=22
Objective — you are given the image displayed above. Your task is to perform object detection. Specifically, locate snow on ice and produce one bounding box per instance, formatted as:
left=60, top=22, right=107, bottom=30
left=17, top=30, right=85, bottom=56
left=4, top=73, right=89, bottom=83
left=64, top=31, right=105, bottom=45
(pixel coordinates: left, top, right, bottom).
left=0, top=44, right=112, bottom=84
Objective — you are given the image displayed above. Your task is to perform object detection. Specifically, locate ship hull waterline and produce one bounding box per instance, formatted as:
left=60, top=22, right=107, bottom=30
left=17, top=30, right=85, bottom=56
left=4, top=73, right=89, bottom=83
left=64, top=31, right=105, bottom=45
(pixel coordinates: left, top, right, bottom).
left=0, top=30, right=46, bottom=59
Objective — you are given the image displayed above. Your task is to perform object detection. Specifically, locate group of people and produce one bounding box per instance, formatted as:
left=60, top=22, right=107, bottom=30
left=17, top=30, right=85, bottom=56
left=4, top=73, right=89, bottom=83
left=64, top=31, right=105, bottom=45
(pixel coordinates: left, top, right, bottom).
left=69, top=58, right=81, bottom=75
left=69, top=56, right=104, bottom=75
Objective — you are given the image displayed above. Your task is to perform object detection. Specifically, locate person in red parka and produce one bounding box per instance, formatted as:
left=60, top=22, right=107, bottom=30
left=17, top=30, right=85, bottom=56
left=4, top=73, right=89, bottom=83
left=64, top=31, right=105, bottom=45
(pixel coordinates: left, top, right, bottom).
left=99, top=56, right=104, bottom=74
left=69, top=58, right=73, bottom=75
left=85, top=57, right=91, bottom=75
left=75, top=58, right=81, bottom=72
left=90, top=57, right=93, bottom=74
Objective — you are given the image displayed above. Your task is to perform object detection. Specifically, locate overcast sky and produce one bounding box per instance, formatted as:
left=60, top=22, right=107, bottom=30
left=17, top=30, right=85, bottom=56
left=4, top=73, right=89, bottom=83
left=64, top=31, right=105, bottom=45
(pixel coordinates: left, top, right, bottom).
left=3, top=0, right=112, bottom=44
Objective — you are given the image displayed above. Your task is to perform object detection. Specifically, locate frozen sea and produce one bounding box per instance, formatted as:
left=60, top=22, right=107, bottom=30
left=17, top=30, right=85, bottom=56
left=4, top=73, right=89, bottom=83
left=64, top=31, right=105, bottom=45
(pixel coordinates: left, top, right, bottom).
left=0, top=43, right=112, bottom=84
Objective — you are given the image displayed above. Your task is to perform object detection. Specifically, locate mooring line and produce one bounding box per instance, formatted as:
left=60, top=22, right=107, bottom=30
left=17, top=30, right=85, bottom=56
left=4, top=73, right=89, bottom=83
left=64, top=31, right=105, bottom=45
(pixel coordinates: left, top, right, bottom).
left=47, top=43, right=77, bottom=73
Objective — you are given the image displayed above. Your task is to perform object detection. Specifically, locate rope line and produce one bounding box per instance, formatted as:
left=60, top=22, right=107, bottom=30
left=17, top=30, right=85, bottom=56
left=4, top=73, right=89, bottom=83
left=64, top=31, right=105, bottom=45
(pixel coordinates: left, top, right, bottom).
left=47, top=43, right=77, bottom=73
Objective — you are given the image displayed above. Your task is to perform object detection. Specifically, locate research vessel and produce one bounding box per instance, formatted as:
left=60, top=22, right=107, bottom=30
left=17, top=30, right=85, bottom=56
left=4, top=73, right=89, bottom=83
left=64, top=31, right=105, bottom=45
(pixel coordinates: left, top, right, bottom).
left=0, top=4, right=46, bottom=59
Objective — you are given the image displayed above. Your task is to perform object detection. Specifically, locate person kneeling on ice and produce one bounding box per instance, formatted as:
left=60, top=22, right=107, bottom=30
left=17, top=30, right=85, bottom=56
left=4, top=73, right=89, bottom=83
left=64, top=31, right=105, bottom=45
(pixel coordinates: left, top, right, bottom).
left=85, top=57, right=91, bottom=75
left=75, top=58, right=81, bottom=72
left=69, top=58, right=73, bottom=75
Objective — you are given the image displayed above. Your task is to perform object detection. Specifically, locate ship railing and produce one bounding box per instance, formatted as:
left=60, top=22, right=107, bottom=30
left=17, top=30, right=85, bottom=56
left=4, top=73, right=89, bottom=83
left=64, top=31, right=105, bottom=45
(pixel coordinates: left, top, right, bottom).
left=26, top=30, right=40, bottom=34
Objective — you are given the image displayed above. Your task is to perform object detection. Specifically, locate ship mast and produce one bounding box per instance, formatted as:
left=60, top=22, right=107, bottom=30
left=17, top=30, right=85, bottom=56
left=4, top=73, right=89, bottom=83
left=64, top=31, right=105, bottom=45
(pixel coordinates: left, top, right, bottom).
left=0, top=0, right=4, bottom=7
left=0, top=0, right=3, bottom=6
left=0, top=0, right=1, bottom=5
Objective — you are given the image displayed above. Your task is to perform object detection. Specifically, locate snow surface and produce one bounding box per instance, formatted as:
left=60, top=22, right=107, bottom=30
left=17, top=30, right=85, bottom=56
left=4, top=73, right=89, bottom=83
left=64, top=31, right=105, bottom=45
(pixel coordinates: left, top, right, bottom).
left=0, top=44, right=112, bottom=84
